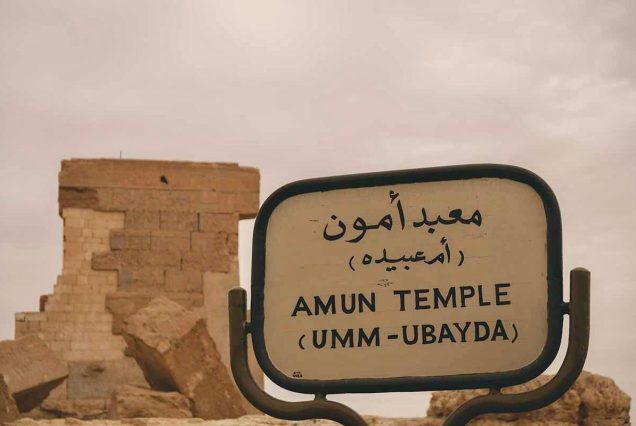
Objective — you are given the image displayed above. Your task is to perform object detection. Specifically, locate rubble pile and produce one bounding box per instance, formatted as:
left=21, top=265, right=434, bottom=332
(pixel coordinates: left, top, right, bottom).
left=121, top=297, right=245, bottom=419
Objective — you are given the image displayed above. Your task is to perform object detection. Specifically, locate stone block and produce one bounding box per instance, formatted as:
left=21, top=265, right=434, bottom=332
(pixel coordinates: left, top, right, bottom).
left=0, top=335, right=69, bottom=412
left=138, top=249, right=181, bottom=268
left=63, top=226, right=83, bottom=241
left=40, top=398, right=108, bottom=420
left=59, top=159, right=259, bottom=193
left=181, top=251, right=230, bottom=273
left=58, top=187, right=99, bottom=213
left=66, top=359, right=149, bottom=399
left=165, top=270, right=202, bottom=293
left=121, top=297, right=245, bottom=419
left=39, top=295, right=51, bottom=312
left=198, top=213, right=238, bottom=233
left=160, top=211, right=198, bottom=231
left=196, top=192, right=239, bottom=214
left=14, top=317, right=28, bottom=339
left=110, top=230, right=151, bottom=250
left=105, top=292, right=152, bottom=334
left=0, top=374, right=18, bottom=423
left=124, top=211, right=160, bottom=230
left=150, top=231, right=191, bottom=251
left=228, top=233, right=239, bottom=255
left=118, top=267, right=165, bottom=292
left=235, top=192, right=260, bottom=219
left=190, top=232, right=228, bottom=253
left=92, top=250, right=139, bottom=271
left=165, top=292, right=204, bottom=309
left=108, top=385, right=192, bottom=419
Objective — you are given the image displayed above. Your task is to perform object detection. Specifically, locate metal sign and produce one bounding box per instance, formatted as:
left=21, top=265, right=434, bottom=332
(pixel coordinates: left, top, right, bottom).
left=250, top=165, right=563, bottom=394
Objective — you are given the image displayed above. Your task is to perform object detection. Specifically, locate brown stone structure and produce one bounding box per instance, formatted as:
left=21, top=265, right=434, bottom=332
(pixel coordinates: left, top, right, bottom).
left=14, top=159, right=260, bottom=411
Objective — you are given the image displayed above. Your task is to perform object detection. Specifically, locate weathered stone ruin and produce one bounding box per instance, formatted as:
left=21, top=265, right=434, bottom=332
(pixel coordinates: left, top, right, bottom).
left=12, top=159, right=261, bottom=419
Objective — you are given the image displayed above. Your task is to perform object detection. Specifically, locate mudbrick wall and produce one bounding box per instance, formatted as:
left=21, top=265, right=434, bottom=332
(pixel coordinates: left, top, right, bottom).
left=14, top=159, right=261, bottom=408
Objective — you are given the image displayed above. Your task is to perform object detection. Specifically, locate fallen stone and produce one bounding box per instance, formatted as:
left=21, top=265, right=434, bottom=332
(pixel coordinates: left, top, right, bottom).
left=108, top=385, right=192, bottom=419
left=0, top=335, right=68, bottom=412
left=40, top=399, right=108, bottom=420
left=427, top=370, right=630, bottom=425
left=66, top=359, right=148, bottom=400
left=121, top=297, right=245, bottom=419
left=1, top=374, right=19, bottom=423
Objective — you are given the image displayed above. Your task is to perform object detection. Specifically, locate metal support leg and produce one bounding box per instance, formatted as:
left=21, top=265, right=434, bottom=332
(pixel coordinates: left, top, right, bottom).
left=443, top=268, right=590, bottom=425
left=228, top=287, right=367, bottom=426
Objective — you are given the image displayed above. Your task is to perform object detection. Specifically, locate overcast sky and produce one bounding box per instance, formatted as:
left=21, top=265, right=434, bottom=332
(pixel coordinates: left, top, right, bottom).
left=1, top=0, right=635, bottom=418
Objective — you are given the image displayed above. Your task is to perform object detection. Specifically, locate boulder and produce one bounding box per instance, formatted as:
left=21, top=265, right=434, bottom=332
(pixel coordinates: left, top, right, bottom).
left=575, top=371, right=631, bottom=425
left=0, top=335, right=68, bottom=412
left=108, top=385, right=192, bottom=419
left=0, top=374, right=19, bottom=423
left=65, top=359, right=148, bottom=400
left=427, top=370, right=630, bottom=425
left=121, top=296, right=246, bottom=419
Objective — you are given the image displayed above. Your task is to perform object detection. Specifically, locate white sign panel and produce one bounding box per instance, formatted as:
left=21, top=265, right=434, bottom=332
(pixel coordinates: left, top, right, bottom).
left=251, top=166, right=562, bottom=393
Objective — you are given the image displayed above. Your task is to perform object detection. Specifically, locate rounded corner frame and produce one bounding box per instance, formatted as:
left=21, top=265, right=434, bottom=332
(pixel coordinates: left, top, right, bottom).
left=250, top=163, right=563, bottom=395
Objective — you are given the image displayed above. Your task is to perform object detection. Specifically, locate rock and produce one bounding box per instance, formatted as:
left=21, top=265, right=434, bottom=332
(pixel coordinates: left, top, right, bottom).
left=66, top=359, right=148, bottom=400
left=575, top=371, right=631, bottom=425
left=40, top=399, right=108, bottom=420
left=108, top=385, right=192, bottom=419
left=121, top=297, right=246, bottom=419
left=0, top=335, right=69, bottom=412
left=427, top=370, right=630, bottom=425
left=1, top=374, right=19, bottom=423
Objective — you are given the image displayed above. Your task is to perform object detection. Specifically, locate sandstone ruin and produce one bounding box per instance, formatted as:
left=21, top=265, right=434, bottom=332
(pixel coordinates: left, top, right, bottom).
left=13, top=159, right=261, bottom=417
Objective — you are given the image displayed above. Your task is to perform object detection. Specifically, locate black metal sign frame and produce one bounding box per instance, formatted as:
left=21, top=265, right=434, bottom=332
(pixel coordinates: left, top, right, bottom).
left=250, top=164, right=563, bottom=395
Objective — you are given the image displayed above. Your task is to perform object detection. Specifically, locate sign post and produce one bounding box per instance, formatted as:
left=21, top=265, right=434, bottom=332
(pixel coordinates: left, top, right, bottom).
left=228, top=164, right=589, bottom=425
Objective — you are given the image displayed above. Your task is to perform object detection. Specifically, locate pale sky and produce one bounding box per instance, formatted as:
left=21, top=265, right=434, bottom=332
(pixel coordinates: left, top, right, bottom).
left=1, top=0, right=635, bottom=418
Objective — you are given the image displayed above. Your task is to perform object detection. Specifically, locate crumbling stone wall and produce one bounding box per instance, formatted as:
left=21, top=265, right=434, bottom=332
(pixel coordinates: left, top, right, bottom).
left=14, top=159, right=260, bottom=408
left=16, top=209, right=126, bottom=364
